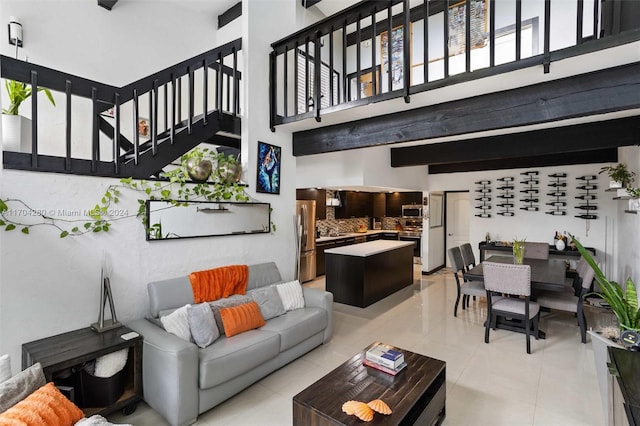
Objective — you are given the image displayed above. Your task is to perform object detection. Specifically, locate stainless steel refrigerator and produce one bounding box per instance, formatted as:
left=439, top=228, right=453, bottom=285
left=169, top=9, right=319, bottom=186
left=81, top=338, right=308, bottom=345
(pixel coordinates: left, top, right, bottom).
left=295, top=200, right=316, bottom=283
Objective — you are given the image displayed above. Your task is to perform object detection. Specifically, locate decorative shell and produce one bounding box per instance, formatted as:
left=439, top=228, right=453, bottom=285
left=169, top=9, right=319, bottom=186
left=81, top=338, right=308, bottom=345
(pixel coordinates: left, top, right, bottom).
left=353, top=402, right=374, bottom=422
left=342, top=400, right=360, bottom=415
left=368, top=399, right=392, bottom=415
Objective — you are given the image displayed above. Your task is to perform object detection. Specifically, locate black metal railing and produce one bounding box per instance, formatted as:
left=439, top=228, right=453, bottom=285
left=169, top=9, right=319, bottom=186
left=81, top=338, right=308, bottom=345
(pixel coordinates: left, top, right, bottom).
left=269, top=0, right=640, bottom=129
left=1, top=38, right=242, bottom=178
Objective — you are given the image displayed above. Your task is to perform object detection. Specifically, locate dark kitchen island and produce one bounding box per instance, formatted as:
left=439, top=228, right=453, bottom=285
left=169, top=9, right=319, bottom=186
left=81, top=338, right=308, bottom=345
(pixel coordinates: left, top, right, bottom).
left=325, top=240, right=414, bottom=308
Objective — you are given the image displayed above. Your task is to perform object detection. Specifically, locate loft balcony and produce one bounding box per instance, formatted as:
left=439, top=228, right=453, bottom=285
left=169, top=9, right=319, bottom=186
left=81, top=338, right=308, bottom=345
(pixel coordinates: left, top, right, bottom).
left=269, top=0, right=640, bottom=134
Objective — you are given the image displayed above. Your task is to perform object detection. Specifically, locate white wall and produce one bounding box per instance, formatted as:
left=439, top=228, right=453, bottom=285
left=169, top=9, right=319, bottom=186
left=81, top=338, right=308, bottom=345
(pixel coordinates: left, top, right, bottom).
left=0, top=0, right=314, bottom=373
left=423, top=163, right=620, bottom=276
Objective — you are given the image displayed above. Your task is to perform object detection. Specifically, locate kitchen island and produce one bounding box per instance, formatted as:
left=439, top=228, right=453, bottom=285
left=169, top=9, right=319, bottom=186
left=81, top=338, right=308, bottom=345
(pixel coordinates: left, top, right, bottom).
left=325, top=240, right=414, bottom=307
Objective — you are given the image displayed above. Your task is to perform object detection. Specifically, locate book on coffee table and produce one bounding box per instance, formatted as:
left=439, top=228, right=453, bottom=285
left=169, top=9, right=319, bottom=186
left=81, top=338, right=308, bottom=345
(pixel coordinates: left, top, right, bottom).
left=365, top=343, right=405, bottom=369
left=363, top=358, right=407, bottom=376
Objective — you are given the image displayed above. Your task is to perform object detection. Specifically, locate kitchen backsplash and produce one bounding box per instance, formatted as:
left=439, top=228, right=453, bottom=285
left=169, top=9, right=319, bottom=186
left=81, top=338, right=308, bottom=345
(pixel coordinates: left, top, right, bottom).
left=317, top=190, right=404, bottom=237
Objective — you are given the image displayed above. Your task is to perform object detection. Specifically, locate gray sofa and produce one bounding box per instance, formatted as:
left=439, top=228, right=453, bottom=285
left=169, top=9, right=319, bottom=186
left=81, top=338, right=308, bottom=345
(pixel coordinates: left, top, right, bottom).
left=127, top=262, right=333, bottom=426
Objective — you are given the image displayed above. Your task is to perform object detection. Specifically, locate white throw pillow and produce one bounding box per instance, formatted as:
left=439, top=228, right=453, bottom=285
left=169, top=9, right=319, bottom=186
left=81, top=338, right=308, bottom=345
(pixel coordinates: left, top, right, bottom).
left=94, top=348, right=128, bottom=378
left=160, top=304, right=192, bottom=342
left=276, top=280, right=305, bottom=311
left=0, top=354, right=11, bottom=383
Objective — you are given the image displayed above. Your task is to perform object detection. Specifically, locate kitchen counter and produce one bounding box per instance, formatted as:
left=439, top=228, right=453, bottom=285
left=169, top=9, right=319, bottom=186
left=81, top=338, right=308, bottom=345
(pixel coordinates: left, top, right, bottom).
left=325, top=239, right=414, bottom=308
left=316, top=230, right=399, bottom=243
left=324, top=240, right=414, bottom=257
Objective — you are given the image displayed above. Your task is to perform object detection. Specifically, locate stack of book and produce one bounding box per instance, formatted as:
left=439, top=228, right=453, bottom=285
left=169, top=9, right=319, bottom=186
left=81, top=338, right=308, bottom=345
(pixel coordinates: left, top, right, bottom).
left=363, top=343, right=407, bottom=375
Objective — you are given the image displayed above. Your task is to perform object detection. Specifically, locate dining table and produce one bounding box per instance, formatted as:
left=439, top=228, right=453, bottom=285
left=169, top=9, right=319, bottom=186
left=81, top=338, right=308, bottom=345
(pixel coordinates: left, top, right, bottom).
left=463, top=255, right=570, bottom=339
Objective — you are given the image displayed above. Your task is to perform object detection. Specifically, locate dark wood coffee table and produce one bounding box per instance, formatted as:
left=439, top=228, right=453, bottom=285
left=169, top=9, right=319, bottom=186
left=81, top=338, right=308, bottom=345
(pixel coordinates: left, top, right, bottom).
left=293, top=342, right=446, bottom=425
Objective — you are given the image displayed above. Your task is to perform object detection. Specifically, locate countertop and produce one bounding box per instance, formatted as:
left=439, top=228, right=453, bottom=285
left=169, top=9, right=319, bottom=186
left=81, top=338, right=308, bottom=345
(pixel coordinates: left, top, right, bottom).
left=316, top=230, right=398, bottom=243
left=324, top=240, right=414, bottom=257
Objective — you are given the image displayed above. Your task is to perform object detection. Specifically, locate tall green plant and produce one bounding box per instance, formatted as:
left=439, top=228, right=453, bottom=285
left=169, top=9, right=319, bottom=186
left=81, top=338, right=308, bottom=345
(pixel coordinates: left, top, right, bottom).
left=571, top=235, right=640, bottom=330
left=3, top=79, right=56, bottom=115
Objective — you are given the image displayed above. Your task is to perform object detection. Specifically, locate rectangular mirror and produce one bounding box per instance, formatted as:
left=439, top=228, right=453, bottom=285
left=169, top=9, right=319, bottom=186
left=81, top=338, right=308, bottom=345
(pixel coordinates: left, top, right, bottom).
left=146, top=200, right=271, bottom=240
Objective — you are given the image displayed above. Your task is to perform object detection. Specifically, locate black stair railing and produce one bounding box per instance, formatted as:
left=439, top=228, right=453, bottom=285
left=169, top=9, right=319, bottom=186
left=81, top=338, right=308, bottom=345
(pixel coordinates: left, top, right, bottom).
left=270, top=0, right=639, bottom=129
left=1, top=37, right=242, bottom=178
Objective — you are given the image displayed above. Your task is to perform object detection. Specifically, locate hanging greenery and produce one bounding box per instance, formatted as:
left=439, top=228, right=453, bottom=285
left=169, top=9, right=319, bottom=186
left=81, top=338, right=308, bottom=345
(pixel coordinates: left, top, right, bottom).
left=0, top=148, right=258, bottom=238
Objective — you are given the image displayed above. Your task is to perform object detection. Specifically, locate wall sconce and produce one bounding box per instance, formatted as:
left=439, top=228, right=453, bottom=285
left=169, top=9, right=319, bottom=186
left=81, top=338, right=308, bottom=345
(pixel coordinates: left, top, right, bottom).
left=8, top=16, right=23, bottom=47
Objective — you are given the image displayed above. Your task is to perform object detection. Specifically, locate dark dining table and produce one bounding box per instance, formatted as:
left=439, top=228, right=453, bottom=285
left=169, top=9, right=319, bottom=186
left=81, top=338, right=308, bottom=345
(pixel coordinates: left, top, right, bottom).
left=463, top=255, right=568, bottom=292
left=463, top=255, right=569, bottom=339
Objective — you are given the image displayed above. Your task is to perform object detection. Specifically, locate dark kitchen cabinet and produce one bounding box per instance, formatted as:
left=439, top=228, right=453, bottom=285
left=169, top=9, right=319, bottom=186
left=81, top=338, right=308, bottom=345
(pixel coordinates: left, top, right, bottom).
left=335, top=191, right=373, bottom=219
left=297, top=188, right=327, bottom=220
left=381, top=232, right=399, bottom=240
left=385, top=192, right=422, bottom=217
left=316, top=240, right=336, bottom=276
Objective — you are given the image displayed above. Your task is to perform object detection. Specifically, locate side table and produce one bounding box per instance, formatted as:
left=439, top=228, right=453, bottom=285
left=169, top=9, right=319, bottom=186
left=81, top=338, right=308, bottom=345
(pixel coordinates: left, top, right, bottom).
left=22, top=326, right=142, bottom=417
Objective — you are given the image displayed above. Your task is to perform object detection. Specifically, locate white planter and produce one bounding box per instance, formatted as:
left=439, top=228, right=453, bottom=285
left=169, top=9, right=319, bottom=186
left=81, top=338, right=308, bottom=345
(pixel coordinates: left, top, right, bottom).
left=629, top=198, right=640, bottom=211
left=609, top=181, right=623, bottom=189
left=2, top=114, right=32, bottom=153
left=617, top=188, right=630, bottom=198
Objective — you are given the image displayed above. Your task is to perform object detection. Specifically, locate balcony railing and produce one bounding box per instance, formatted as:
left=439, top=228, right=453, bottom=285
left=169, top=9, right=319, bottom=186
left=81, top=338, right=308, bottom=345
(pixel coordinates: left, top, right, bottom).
left=1, top=38, right=242, bottom=178
left=269, top=0, right=640, bottom=129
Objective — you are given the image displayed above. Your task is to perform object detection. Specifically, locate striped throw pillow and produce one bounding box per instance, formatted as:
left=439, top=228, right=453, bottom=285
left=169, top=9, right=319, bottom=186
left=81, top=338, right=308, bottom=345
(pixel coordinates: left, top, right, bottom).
left=275, top=280, right=305, bottom=311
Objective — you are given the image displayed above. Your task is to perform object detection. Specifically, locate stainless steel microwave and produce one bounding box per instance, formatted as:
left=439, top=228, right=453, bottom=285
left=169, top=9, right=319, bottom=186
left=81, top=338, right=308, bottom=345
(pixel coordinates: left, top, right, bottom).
left=402, top=205, right=423, bottom=218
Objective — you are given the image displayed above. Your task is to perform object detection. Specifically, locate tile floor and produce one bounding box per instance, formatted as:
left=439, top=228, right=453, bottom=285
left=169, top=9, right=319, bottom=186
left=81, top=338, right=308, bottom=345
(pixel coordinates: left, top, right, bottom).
left=109, top=266, right=604, bottom=425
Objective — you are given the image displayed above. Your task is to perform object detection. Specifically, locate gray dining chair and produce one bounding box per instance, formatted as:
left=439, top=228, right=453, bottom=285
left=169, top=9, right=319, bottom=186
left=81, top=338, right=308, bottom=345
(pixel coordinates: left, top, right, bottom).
left=483, top=262, right=540, bottom=354
left=460, top=243, right=476, bottom=271
left=448, top=247, right=485, bottom=317
left=523, top=242, right=549, bottom=260
left=536, top=256, right=597, bottom=343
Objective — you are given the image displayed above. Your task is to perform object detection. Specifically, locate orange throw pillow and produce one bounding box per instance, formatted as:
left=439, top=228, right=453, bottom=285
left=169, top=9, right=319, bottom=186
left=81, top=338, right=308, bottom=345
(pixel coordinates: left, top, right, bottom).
left=219, top=301, right=266, bottom=338
left=0, top=382, right=84, bottom=426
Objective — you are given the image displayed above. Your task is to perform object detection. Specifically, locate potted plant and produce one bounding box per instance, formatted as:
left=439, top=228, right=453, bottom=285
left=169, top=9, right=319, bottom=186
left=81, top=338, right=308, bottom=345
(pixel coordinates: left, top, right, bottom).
left=599, top=163, right=636, bottom=197
left=2, top=79, right=56, bottom=152
left=627, top=188, right=640, bottom=211
left=571, top=236, right=640, bottom=333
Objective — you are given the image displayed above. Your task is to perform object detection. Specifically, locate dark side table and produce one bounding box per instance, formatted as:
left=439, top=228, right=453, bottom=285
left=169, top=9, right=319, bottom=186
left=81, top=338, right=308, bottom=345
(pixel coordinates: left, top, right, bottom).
left=22, top=326, right=142, bottom=417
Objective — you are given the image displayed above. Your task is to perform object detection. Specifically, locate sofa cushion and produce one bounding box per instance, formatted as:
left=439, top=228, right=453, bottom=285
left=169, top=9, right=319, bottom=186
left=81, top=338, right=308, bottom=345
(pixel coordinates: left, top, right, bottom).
left=198, top=329, right=280, bottom=389
left=188, top=303, right=220, bottom=348
left=247, top=286, right=286, bottom=320
left=275, top=280, right=305, bottom=311
left=208, top=295, right=252, bottom=335
left=260, top=307, right=328, bottom=352
left=220, top=302, right=266, bottom=338
left=0, top=382, right=84, bottom=425
left=160, top=304, right=192, bottom=342
left=0, top=362, right=46, bottom=413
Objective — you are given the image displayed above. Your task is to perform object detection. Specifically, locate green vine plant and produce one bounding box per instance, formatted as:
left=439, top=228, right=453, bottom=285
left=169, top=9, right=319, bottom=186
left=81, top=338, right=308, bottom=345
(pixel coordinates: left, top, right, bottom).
left=0, top=148, right=272, bottom=238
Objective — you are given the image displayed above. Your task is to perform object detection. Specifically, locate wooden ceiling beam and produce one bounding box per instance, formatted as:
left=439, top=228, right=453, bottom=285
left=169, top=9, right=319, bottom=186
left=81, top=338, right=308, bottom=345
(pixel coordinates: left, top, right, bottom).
left=292, top=62, right=640, bottom=156
left=427, top=148, right=618, bottom=174
left=391, top=116, right=640, bottom=167
left=97, top=0, right=118, bottom=11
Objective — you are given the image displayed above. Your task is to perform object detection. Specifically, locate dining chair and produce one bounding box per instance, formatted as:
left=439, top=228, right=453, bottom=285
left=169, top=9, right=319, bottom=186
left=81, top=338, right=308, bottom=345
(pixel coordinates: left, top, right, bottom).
left=523, top=242, right=549, bottom=260
left=460, top=243, right=476, bottom=271
left=448, top=247, right=485, bottom=317
left=536, top=256, right=597, bottom=343
left=483, top=262, right=540, bottom=354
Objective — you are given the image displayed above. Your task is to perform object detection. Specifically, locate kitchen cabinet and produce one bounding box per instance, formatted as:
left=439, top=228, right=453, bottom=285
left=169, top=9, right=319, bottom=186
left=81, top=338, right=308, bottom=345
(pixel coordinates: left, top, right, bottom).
left=296, top=188, right=327, bottom=220
left=385, top=192, right=422, bottom=217
left=381, top=232, right=399, bottom=240
left=316, top=240, right=335, bottom=276
left=335, top=191, right=373, bottom=219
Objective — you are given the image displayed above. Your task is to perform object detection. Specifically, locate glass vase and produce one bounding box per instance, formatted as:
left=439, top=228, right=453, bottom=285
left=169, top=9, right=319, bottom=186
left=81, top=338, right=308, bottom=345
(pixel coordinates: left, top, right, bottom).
left=513, top=242, right=525, bottom=264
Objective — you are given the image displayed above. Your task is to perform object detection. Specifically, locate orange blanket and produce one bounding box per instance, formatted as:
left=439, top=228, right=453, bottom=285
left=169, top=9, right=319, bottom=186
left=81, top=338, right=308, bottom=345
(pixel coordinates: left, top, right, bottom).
left=189, top=264, right=249, bottom=303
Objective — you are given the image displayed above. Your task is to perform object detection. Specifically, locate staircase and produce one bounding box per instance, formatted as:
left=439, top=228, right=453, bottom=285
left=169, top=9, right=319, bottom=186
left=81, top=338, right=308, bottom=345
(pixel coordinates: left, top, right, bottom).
left=1, top=38, right=242, bottom=179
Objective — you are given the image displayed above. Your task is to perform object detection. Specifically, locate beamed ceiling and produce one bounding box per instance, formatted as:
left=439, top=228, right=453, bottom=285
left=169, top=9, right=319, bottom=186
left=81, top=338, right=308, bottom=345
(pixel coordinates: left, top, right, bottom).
left=292, top=61, right=640, bottom=171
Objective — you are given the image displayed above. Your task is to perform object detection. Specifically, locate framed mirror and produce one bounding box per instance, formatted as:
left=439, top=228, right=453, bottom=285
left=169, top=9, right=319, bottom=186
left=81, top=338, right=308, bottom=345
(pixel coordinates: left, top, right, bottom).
left=146, top=200, right=271, bottom=240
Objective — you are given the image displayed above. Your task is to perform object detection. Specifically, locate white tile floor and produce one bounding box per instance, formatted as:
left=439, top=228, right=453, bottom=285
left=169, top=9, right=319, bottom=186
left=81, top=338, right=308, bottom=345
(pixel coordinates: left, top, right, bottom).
left=109, top=266, right=604, bottom=425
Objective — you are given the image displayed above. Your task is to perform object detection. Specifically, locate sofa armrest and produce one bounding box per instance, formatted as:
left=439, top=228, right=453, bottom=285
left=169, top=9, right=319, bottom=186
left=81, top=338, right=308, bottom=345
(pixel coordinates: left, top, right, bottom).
left=127, top=319, right=199, bottom=426
left=302, top=288, right=333, bottom=343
